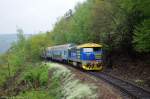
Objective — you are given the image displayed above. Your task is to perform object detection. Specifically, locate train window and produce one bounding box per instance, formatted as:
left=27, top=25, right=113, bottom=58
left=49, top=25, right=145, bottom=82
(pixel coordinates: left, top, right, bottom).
left=64, top=51, right=66, bottom=55
left=83, top=48, right=93, bottom=52
left=93, top=47, right=101, bottom=51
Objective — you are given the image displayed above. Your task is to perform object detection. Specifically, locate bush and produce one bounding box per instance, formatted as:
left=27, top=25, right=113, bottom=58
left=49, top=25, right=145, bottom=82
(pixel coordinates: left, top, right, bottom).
left=19, top=64, right=49, bottom=87
left=14, top=90, right=53, bottom=99
left=133, top=19, right=150, bottom=52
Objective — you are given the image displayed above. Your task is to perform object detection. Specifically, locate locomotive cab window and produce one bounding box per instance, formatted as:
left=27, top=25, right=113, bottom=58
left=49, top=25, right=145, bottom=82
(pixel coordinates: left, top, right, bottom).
left=83, top=47, right=101, bottom=52
left=93, top=47, right=101, bottom=52
left=83, top=48, right=93, bottom=52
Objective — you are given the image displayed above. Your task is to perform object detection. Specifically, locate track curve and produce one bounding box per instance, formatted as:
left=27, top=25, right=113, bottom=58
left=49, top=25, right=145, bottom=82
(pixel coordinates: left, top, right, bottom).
left=87, top=71, right=150, bottom=99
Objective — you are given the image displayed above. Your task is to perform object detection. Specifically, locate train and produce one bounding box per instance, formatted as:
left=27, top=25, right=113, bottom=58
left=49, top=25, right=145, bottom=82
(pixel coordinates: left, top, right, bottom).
left=43, top=43, right=103, bottom=70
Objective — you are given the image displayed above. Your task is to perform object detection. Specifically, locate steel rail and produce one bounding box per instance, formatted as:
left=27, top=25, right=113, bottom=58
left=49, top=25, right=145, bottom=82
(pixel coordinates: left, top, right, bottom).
left=87, top=71, right=150, bottom=99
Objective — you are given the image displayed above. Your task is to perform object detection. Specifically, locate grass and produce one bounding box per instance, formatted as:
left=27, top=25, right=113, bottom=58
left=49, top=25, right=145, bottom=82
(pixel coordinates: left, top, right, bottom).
left=0, top=53, right=26, bottom=87
left=17, top=63, right=49, bottom=88
left=0, top=61, right=21, bottom=86
left=14, top=90, right=53, bottom=99
left=14, top=63, right=55, bottom=99
left=0, top=64, right=8, bottom=86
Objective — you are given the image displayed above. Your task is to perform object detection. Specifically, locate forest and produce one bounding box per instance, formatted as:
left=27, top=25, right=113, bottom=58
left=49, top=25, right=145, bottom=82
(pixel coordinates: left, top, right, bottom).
left=0, top=0, right=150, bottom=98
left=51, top=0, right=150, bottom=52
left=50, top=0, right=150, bottom=72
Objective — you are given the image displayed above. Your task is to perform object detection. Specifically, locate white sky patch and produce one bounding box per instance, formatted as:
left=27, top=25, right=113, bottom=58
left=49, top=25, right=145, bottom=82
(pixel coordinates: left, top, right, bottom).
left=0, top=0, right=86, bottom=34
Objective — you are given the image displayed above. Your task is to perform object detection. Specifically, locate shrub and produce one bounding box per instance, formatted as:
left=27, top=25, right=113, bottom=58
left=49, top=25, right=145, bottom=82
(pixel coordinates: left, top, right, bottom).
left=14, top=90, right=53, bottom=99
left=133, top=19, right=150, bottom=52
left=19, top=64, right=49, bottom=87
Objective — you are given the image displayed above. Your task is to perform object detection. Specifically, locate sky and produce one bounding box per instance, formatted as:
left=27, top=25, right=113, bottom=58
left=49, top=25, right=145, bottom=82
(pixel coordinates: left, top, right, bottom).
left=0, top=0, right=86, bottom=34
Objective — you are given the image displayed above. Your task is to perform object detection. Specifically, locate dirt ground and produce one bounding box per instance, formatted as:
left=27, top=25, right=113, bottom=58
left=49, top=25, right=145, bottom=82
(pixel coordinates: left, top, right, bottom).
left=62, top=64, right=131, bottom=99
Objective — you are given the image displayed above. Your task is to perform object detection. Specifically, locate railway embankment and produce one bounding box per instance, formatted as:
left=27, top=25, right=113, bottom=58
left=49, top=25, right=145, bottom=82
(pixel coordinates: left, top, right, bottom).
left=50, top=62, right=125, bottom=99
left=55, top=62, right=150, bottom=99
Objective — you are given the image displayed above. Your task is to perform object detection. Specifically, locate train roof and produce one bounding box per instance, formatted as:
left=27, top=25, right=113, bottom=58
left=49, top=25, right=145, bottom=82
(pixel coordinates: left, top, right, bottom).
left=77, top=43, right=102, bottom=48
left=47, top=43, right=76, bottom=50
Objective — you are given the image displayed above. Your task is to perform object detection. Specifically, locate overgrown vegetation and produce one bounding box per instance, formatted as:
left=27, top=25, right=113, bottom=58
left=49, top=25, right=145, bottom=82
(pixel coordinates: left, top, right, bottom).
left=14, top=90, right=51, bottom=99
left=133, top=19, right=150, bottom=52
left=14, top=64, right=52, bottom=99
left=13, top=63, right=98, bottom=99
left=0, top=29, right=52, bottom=98
left=18, top=64, right=49, bottom=87
left=0, top=29, right=51, bottom=86
left=50, top=0, right=150, bottom=53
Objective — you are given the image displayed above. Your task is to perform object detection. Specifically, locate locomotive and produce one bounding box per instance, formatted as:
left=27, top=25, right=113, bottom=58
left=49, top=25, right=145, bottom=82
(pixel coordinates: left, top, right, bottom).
left=44, top=43, right=103, bottom=70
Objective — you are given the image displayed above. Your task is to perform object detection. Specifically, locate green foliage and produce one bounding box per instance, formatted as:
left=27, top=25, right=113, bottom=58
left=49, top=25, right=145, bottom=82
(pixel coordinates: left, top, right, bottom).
left=50, top=0, right=125, bottom=50
left=133, top=19, right=150, bottom=52
left=15, top=63, right=62, bottom=99
left=14, top=90, right=53, bottom=99
left=0, top=30, right=27, bottom=86
left=50, top=0, right=150, bottom=54
left=26, top=33, right=51, bottom=61
left=0, top=55, right=9, bottom=86
left=16, top=63, right=62, bottom=99
left=0, top=65, right=8, bottom=86
left=20, top=64, right=49, bottom=87
left=51, top=1, right=94, bottom=44
left=115, top=0, right=150, bottom=51
left=0, top=30, right=51, bottom=86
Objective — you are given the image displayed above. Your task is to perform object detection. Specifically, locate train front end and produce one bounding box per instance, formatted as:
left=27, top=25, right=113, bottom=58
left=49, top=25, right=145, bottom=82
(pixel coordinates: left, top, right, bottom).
left=77, top=43, right=103, bottom=70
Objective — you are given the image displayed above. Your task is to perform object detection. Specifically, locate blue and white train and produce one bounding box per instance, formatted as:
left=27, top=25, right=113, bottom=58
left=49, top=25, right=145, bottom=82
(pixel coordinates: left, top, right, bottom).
left=44, top=43, right=103, bottom=70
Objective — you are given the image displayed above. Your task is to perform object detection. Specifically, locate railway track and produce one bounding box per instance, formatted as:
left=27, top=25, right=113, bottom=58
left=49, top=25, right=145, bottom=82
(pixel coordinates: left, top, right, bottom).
left=87, top=71, right=150, bottom=99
